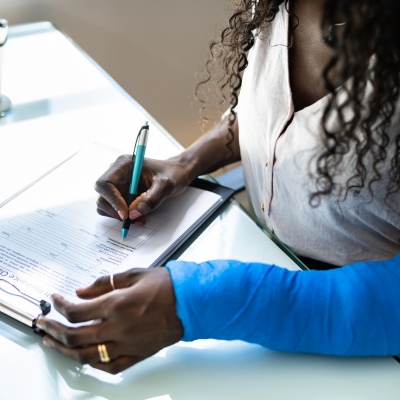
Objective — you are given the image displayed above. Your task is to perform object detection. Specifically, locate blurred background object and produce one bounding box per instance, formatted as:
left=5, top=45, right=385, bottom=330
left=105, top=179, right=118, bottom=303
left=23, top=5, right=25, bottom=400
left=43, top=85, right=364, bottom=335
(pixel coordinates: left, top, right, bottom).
left=0, top=18, right=12, bottom=115
left=2, top=0, right=229, bottom=147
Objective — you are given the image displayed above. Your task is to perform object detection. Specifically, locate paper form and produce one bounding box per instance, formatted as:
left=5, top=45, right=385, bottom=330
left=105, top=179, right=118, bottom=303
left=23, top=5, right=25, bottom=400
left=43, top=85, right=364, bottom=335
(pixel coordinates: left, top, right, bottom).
left=0, top=143, right=222, bottom=320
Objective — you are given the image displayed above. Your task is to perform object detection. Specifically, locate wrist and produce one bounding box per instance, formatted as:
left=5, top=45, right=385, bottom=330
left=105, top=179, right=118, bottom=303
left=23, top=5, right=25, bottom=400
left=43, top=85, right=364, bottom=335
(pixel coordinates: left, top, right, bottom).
left=173, top=123, right=240, bottom=182
left=173, top=148, right=206, bottom=183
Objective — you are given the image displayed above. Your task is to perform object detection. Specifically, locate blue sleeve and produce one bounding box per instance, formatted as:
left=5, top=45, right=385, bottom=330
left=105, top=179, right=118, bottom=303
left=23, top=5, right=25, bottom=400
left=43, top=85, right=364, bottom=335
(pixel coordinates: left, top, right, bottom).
left=166, top=255, right=400, bottom=356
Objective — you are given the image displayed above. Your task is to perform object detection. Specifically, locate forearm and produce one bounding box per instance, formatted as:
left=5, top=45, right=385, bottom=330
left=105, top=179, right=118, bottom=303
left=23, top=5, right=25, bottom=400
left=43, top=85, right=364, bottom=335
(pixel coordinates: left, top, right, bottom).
left=173, top=117, right=241, bottom=183
left=166, top=255, right=400, bottom=356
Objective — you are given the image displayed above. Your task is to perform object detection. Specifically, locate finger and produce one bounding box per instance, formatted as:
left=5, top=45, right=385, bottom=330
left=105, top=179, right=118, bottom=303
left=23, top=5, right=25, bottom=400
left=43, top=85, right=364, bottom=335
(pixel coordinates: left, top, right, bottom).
left=75, top=275, right=115, bottom=299
left=43, top=333, right=143, bottom=374
left=43, top=335, right=96, bottom=364
left=109, top=269, right=158, bottom=291
left=76, top=272, right=128, bottom=299
left=96, top=208, right=109, bottom=217
left=95, top=154, right=133, bottom=218
left=77, top=269, right=150, bottom=300
left=96, top=195, right=122, bottom=220
left=38, top=318, right=110, bottom=348
left=42, top=335, right=118, bottom=365
left=95, top=184, right=128, bottom=220
left=90, top=355, right=144, bottom=374
left=50, top=293, right=110, bottom=322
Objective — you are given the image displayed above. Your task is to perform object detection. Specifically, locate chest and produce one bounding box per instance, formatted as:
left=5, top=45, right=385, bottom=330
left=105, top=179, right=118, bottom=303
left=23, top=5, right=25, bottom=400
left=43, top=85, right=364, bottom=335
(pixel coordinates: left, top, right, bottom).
left=288, top=0, right=335, bottom=111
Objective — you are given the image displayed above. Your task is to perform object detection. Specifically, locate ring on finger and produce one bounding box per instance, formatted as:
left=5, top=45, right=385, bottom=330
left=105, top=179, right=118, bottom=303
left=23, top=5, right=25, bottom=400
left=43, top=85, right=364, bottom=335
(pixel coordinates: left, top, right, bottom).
left=98, top=343, right=111, bottom=363
left=110, top=274, right=116, bottom=291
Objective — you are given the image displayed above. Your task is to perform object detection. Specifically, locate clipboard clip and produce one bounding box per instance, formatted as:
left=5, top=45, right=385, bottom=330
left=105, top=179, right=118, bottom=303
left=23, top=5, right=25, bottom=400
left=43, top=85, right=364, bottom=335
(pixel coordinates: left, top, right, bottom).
left=0, top=279, right=51, bottom=335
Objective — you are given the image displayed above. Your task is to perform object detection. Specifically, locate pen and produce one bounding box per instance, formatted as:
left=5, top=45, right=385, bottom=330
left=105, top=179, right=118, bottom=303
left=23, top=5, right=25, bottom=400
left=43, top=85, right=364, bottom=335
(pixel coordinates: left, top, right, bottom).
left=122, top=121, right=149, bottom=239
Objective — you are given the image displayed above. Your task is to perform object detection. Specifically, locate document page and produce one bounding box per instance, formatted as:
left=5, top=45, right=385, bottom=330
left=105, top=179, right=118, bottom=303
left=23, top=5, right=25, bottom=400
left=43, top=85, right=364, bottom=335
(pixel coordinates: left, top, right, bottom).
left=0, top=143, right=222, bottom=321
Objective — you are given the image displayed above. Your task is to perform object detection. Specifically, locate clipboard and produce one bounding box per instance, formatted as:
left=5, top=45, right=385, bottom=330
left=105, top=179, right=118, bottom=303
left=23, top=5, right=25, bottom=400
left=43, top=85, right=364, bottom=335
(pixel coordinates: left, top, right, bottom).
left=0, top=144, right=235, bottom=333
left=0, top=279, right=51, bottom=334
left=161, top=177, right=236, bottom=263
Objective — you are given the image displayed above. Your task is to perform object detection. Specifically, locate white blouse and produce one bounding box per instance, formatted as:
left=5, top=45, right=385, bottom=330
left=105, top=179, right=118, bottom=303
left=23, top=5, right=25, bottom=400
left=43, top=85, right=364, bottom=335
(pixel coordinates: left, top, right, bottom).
left=238, top=5, right=400, bottom=265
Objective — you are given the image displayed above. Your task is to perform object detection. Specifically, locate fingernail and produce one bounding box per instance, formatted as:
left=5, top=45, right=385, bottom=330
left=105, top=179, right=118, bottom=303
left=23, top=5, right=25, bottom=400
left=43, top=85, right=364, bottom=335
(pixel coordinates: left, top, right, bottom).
left=118, top=210, right=125, bottom=220
left=129, top=210, right=142, bottom=220
left=134, top=221, right=144, bottom=227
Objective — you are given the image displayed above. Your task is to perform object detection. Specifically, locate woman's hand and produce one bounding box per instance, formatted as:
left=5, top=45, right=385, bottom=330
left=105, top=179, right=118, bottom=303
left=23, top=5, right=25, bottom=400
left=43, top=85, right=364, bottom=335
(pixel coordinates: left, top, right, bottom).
left=37, top=268, right=183, bottom=374
left=95, top=155, right=193, bottom=222
left=94, top=117, right=241, bottom=224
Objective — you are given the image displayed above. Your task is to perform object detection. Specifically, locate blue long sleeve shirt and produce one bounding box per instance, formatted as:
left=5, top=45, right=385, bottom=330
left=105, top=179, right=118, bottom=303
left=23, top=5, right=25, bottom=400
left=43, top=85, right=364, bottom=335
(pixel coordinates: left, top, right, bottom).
left=166, top=255, right=400, bottom=356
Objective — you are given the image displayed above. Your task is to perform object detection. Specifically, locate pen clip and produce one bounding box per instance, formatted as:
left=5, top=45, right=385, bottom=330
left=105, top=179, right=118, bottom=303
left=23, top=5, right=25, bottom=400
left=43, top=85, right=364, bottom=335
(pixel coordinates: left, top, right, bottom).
left=133, top=122, right=149, bottom=159
left=132, top=134, right=139, bottom=161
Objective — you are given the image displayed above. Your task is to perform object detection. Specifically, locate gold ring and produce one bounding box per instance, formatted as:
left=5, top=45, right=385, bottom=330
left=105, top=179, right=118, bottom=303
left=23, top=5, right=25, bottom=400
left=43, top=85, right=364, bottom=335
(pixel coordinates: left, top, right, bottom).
left=110, top=274, right=115, bottom=291
left=98, top=344, right=110, bottom=363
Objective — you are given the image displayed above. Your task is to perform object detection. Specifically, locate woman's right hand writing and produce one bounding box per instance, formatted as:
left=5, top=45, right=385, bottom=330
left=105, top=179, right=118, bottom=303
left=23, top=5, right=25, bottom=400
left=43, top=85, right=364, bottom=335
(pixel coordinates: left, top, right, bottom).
left=95, top=117, right=240, bottom=223
left=95, top=155, right=193, bottom=222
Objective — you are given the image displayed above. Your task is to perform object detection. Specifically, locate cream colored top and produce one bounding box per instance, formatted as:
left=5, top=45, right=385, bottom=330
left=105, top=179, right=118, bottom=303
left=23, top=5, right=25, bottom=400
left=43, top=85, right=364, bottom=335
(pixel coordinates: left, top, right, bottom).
left=238, top=5, right=400, bottom=265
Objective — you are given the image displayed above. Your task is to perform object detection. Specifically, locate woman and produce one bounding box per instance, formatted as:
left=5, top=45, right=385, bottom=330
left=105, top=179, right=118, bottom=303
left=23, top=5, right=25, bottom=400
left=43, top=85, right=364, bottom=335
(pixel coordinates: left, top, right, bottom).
left=37, top=0, right=400, bottom=374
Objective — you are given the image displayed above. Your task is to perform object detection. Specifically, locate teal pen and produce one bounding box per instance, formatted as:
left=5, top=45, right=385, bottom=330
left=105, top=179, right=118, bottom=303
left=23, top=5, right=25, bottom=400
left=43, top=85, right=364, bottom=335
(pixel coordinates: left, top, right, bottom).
left=122, top=121, right=149, bottom=239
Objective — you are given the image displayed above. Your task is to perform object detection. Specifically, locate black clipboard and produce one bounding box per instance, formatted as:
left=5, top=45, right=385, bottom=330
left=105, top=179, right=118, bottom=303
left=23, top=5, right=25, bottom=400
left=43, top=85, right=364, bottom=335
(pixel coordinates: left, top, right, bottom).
left=163, top=177, right=235, bottom=263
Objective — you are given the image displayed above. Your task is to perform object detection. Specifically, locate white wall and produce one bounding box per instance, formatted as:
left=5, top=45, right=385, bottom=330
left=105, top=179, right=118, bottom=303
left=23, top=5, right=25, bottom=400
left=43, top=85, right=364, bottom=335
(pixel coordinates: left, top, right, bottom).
left=1, top=0, right=229, bottom=147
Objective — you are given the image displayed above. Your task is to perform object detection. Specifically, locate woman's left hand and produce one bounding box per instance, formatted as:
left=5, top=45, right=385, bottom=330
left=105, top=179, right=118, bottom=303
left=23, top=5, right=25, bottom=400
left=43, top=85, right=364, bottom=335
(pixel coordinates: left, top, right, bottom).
left=37, top=268, right=183, bottom=374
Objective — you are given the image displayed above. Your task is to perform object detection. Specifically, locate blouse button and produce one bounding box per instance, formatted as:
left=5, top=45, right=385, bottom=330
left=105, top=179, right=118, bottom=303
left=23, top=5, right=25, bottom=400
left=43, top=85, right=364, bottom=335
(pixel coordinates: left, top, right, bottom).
left=265, top=160, right=269, bottom=167
left=261, top=203, right=265, bottom=212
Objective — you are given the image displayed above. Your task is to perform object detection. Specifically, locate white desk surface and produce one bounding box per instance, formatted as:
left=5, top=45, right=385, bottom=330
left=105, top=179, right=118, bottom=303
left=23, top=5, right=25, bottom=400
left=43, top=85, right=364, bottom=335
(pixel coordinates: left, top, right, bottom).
left=0, top=21, right=399, bottom=400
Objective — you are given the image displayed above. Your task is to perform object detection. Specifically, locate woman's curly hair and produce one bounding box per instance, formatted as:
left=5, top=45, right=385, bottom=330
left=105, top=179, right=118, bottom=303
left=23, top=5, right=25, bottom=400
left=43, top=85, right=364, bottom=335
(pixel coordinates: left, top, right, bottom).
left=196, top=0, right=400, bottom=203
